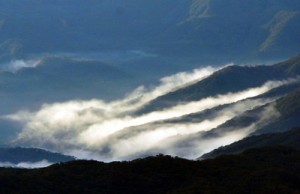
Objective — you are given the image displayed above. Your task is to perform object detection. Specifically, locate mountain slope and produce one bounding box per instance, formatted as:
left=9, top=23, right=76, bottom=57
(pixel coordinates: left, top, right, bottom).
left=274, top=53, right=300, bottom=76
left=5, top=55, right=300, bottom=160
left=158, top=84, right=300, bottom=159
left=198, top=88, right=300, bottom=141
left=252, top=87, right=300, bottom=134
left=0, top=57, right=136, bottom=114
left=0, top=147, right=75, bottom=164
left=137, top=55, right=300, bottom=114
left=200, top=127, right=300, bottom=160
left=0, top=147, right=299, bottom=193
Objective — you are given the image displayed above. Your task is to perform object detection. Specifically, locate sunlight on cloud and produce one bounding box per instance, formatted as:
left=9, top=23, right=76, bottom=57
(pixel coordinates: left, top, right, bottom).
left=120, top=65, right=218, bottom=111
left=168, top=104, right=282, bottom=159
left=4, top=65, right=297, bottom=161
left=194, top=105, right=281, bottom=158
left=79, top=82, right=275, bottom=146
left=109, top=97, right=276, bottom=160
left=109, top=115, right=234, bottom=159
left=6, top=66, right=218, bottom=137
left=79, top=78, right=293, bottom=147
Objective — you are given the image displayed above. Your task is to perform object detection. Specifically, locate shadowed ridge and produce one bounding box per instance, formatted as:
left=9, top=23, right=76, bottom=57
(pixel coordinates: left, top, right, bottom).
left=1, top=147, right=300, bottom=193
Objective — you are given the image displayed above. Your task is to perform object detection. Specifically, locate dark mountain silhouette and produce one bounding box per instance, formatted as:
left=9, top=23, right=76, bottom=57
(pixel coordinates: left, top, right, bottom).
left=0, top=147, right=75, bottom=164
left=0, top=147, right=299, bottom=193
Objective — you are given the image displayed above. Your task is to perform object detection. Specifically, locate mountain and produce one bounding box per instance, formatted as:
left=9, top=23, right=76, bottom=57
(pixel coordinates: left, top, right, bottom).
left=212, top=87, right=300, bottom=136
left=274, top=53, right=300, bottom=76
left=170, top=87, right=300, bottom=158
left=3, top=54, right=300, bottom=160
left=0, top=2, right=299, bottom=149
left=0, top=147, right=75, bottom=164
left=0, top=0, right=299, bottom=64
left=136, top=54, right=300, bottom=114
left=258, top=88, right=300, bottom=134
left=200, top=127, right=300, bottom=160
left=0, top=147, right=299, bottom=193
left=125, top=55, right=300, bottom=159
left=0, top=57, right=136, bottom=114
left=1, top=1, right=300, bottom=182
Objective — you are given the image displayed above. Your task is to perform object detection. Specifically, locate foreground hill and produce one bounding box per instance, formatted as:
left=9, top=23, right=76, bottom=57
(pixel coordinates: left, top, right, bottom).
left=0, top=147, right=75, bottom=164
left=200, top=127, right=300, bottom=160
left=0, top=147, right=299, bottom=193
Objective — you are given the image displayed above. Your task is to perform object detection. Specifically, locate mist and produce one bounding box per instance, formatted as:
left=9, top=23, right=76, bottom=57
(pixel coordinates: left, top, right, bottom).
left=168, top=103, right=282, bottom=159
left=0, top=160, right=53, bottom=168
left=4, top=64, right=297, bottom=161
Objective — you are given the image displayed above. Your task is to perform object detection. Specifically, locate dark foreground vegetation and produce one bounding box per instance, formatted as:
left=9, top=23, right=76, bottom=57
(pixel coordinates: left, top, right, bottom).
left=0, top=146, right=300, bottom=194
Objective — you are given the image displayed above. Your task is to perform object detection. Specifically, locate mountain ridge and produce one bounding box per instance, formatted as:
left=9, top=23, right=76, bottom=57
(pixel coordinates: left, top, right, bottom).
left=0, top=147, right=75, bottom=164
left=199, top=127, right=300, bottom=160
left=136, top=55, right=300, bottom=115
left=0, top=146, right=299, bottom=193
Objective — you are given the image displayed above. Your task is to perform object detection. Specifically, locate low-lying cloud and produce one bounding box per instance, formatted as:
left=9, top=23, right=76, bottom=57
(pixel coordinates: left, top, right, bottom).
left=4, top=64, right=297, bottom=161
left=0, top=160, right=53, bottom=168
left=167, top=101, right=283, bottom=160
left=106, top=97, right=277, bottom=160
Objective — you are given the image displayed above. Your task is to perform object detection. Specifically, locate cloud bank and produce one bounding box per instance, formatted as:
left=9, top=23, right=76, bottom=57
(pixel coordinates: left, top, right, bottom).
left=170, top=103, right=282, bottom=159
left=4, top=65, right=297, bottom=161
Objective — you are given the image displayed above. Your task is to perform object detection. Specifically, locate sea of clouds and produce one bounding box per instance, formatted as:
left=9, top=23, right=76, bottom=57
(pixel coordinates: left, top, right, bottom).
left=3, top=64, right=297, bottom=161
